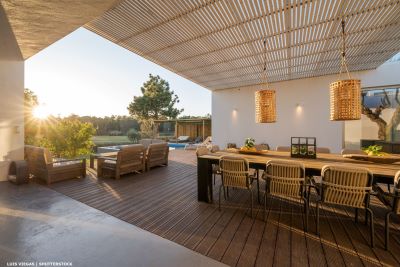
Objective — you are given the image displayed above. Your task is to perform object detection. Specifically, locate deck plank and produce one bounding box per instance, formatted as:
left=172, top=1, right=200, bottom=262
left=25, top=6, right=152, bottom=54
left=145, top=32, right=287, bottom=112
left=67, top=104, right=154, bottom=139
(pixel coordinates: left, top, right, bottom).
left=48, top=150, right=394, bottom=267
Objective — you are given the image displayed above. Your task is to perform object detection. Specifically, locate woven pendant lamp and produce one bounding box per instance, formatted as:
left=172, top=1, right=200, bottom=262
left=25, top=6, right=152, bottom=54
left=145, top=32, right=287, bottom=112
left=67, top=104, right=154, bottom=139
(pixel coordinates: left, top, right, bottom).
left=255, top=39, right=276, bottom=123
left=330, top=19, right=361, bottom=121
left=255, top=89, right=276, bottom=123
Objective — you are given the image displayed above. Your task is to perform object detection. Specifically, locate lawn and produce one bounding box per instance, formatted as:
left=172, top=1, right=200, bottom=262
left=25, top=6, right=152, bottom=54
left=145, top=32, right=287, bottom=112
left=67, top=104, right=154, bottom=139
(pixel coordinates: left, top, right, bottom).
left=92, top=136, right=133, bottom=146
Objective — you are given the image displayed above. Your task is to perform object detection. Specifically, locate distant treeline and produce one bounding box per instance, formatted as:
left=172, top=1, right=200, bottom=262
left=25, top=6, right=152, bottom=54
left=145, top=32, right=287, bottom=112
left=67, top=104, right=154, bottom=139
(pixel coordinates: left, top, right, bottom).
left=75, top=115, right=139, bottom=136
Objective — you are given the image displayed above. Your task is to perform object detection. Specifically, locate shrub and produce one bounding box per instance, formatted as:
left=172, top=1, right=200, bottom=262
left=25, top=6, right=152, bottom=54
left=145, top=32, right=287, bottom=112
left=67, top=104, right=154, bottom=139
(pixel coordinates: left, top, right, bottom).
left=127, top=128, right=141, bottom=143
left=43, top=118, right=96, bottom=158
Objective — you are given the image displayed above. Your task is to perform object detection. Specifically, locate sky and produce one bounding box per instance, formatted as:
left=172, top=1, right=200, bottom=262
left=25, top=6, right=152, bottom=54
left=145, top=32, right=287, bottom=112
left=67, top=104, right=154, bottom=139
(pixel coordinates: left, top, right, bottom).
left=25, top=28, right=211, bottom=118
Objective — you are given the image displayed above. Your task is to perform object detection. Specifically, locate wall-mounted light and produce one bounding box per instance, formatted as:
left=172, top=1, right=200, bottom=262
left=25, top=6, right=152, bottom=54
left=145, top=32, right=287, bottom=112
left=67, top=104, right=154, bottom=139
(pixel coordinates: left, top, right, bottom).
left=295, top=103, right=303, bottom=115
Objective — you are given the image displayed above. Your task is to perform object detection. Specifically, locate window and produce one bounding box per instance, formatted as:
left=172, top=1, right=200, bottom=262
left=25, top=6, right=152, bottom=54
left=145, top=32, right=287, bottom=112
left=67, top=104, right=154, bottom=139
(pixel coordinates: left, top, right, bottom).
left=345, top=85, right=400, bottom=148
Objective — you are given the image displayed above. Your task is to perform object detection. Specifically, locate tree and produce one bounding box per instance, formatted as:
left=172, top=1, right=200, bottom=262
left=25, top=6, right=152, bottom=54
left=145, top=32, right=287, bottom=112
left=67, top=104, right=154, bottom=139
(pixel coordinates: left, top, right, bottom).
left=127, top=74, right=183, bottom=121
left=42, top=118, right=96, bottom=158
left=24, top=89, right=39, bottom=144
left=127, top=128, right=141, bottom=143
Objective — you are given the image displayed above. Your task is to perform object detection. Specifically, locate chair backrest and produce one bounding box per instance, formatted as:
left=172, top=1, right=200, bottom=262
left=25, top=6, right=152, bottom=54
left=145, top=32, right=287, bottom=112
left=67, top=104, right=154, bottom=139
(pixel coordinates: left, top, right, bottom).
left=321, top=165, right=373, bottom=208
left=196, top=147, right=209, bottom=157
left=219, top=156, right=250, bottom=189
left=255, top=144, right=269, bottom=150
left=276, top=146, right=290, bottom=152
left=202, top=136, right=212, bottom=145
left=211, top=145, right=220, bottom=153
left=394, top=171, right=400, bottom=214
left=117, top=144, right=145, bottom=166
left=24, top=145, right=53, bottom=177
left=265, top=160, right=305, bottom=197
left=341, top=148, right=367, bottom=155
left=147, top=142, right=169, bottom=160
left=316, top=147, right=330, bottom=153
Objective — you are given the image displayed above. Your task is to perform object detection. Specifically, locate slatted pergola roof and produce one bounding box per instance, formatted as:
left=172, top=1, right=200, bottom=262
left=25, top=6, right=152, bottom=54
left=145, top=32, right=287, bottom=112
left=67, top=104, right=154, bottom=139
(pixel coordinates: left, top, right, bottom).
left=85, top=0, right=400, bottom=91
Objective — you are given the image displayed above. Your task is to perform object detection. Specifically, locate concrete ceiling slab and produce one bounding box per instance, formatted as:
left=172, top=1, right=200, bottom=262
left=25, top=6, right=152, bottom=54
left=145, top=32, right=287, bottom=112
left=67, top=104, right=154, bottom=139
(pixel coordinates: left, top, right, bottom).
left=0, top=0, right=120, bottom=59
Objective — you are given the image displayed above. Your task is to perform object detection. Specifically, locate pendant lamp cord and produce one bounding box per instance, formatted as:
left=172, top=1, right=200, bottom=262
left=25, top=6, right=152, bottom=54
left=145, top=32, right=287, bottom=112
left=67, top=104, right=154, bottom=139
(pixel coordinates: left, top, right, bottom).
left=262, top=38, right=270, bottom=88
left=339, top=19, right=351, bottom=80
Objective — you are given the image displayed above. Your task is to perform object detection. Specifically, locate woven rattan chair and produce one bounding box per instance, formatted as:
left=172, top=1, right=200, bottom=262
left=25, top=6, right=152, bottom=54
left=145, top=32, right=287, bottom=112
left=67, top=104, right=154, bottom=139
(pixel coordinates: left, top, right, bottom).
left=316, top=147, right=330, bottom=153
left=210, top=145, right=220, bottom=153
left=276, top=146, right=290, bottom=152
left=219, top=156, right=256, bottom=218
left=254, top=144, right=270, bottom=150
left=314, top=165, right=374, bottom=247
left=98, top=144, right=145, bottom=179
left=263, top=160, right=308, bottom=231
left=374, top=170, right=400, bottom=250
left=196, top=147, right=223, bottom=188
left=197, top=147, right=228, bottom=199
left=145, top=142, right=169, bottom=171
left=341, top=148, right=367, bottom=155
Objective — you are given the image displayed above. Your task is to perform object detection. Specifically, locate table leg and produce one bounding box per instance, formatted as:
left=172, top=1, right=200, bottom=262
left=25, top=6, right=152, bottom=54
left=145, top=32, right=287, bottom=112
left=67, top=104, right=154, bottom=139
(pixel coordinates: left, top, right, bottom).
left=198, top=157, right=213, bottom=203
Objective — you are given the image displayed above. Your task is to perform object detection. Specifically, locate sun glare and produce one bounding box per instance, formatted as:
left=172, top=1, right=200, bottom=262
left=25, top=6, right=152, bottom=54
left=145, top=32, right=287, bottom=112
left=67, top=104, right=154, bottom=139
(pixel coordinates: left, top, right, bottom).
left=33, top=105, right=50, bottom=119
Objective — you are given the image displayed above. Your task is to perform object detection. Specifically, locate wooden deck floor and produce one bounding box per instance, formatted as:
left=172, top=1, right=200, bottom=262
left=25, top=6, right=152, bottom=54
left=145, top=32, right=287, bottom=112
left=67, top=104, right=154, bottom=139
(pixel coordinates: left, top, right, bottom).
left=48, top=150, right=400, bottom=267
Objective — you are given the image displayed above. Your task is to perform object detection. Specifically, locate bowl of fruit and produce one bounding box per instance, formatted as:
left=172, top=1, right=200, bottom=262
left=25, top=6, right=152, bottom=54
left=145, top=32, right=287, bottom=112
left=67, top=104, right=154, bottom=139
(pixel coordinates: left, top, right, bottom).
left=238, top=138, right=268, bottom=155
left=343, top=145, right=400, bottom=164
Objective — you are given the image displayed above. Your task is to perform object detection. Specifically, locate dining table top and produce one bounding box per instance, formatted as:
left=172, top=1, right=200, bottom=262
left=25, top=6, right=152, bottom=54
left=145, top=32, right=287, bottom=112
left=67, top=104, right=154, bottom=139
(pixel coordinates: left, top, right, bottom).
left=198, top=150, right=400, bottom=179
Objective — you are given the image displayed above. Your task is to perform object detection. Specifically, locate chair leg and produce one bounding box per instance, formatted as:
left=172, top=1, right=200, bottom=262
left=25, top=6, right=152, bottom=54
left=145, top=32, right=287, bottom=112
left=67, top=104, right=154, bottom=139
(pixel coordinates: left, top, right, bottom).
left=355, top=208, right=359, bottom=223
left=218, top=185, right=223, bottom=211
left=316, top=201, right=320, bottom=235
left=307, top=185, right=311, bottom=209
left=249, top=189, right=253, bottom=218
left=264, top=193, right=268, bottom=221
left=365, top=208, right=368, bottom=225
left=366, top=208, right=374, bottom=248
left=385, top=212, right=393, bottom=250
left=226, top=187, right=230, bottom=199
left=213, top=173, right=215, bottom=185
left=256, top=173, right=260, bottom=204
left=303, top=197, right=309, bottom=232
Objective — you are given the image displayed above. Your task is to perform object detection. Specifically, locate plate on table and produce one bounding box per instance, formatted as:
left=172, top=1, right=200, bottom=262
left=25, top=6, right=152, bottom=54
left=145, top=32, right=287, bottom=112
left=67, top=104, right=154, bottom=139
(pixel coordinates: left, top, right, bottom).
left=343, top=154, right=400, bottom=164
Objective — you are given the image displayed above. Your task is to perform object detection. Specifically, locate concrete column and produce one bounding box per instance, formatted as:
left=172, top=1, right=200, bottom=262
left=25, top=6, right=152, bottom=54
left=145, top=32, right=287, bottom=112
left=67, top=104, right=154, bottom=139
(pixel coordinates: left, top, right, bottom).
left=0, top=4, right=24, bottom=181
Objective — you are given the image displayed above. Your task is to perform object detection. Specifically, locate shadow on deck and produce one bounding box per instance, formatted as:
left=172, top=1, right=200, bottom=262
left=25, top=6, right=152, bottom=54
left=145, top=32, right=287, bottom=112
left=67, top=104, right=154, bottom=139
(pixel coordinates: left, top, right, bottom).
left=48, top=150, right=400, bottom=267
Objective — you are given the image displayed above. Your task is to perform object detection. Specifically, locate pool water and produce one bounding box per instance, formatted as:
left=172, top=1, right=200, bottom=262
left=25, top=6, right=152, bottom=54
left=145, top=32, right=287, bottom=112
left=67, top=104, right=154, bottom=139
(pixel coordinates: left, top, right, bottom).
left=168, top=143, right=187, bottom=149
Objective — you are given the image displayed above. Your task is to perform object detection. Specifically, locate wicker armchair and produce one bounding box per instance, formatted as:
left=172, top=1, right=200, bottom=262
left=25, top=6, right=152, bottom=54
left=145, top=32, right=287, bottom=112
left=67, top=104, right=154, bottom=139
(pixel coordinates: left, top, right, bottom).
left=374, top=170, right=400, bottom=250
left=219, top=156, right=256, bottom=218
left=145, top=142, right=169, bottom=171
left=24, top=145, right=86, bottom=185
left=314, top=165, right=374, bottom=247
left=254, top=143, right=270, bottom=150
left=276, top=146, right=291, bottom=152
left=263, top=160, right=308, bottom=231
left=97, top=144, right=145, bottom=179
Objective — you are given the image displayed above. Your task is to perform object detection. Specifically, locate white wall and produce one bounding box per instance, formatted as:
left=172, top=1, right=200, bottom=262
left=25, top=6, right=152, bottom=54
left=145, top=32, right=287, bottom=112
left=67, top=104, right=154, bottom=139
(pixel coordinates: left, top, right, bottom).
left=0, top=5, right=24, bottom=180
left=212, top=61, right=400, bottom=153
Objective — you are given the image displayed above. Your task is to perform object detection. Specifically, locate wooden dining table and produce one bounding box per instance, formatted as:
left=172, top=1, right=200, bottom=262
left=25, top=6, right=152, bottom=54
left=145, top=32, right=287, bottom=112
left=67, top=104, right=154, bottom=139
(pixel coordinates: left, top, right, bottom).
left=197, top=150, right=400, bottom=203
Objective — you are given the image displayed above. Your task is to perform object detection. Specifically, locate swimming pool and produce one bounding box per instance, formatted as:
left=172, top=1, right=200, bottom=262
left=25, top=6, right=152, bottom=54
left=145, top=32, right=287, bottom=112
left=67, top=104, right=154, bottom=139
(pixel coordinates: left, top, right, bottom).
left=167, top=143, right=187, bottom=149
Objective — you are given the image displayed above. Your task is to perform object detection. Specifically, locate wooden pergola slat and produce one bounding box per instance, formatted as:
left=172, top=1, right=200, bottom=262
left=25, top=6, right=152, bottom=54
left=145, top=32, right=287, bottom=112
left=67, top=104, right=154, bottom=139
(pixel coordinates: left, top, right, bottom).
left=85, top=0, right=400, bottom=90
